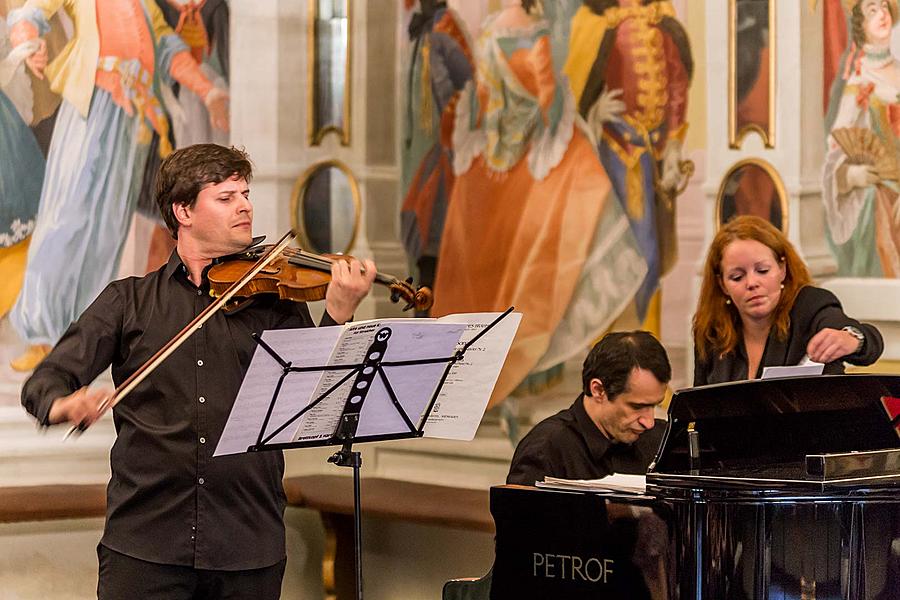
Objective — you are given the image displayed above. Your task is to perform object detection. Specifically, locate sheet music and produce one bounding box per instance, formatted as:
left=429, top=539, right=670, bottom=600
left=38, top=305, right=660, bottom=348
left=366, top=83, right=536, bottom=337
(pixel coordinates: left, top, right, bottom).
left=293, top=319, right=467, bottom=441
left=422, top=312, right=522, bottom=441
left=760, top=359, right=824, bottom=380
left=215, top=326, right=343, bottom=455
left=536, top=474, right=647, bottom=494
left=214, top=317, right=479, bottom=456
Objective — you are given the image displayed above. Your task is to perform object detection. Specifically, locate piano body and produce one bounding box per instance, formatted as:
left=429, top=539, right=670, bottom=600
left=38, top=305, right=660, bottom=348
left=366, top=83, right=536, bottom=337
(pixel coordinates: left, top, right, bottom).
left=480, top=375, right=900, bottom=600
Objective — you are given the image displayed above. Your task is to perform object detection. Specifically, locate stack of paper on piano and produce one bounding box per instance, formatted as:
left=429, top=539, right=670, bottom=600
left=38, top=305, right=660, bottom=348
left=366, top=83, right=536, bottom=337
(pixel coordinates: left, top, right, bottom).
left=535, top=473, right=647, bottom=494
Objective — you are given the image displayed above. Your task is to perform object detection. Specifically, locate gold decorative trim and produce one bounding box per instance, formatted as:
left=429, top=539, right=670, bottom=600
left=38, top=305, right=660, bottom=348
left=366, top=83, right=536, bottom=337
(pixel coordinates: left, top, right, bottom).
left=728, top=0, right=776, bottom=149
left=290, top=159, right=362, bottom=255
left=715, top=157, right=788, bottom=233
left=308, top=0, right=352, bottom=146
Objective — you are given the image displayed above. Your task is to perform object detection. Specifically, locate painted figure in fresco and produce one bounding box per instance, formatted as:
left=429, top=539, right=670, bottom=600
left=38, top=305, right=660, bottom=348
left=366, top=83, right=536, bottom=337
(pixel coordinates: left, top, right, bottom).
left=140, top=0, right=230, bottom=272
left=400, top=0, right=473, bottom=304
left=0, top=17, right=44, bottom=318
left=7, top=0, right=229, bottom=371
left=431, top=0, right=647, bottom=409
left=563, top=0, right=693, bottom=330
left=822, top=0, right=900, bottom=277
left=1, top=0, right=68, bottom=155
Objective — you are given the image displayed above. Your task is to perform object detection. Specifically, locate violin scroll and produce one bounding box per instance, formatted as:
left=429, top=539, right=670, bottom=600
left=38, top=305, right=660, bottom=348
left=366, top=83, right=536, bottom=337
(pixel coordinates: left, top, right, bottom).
left=389, top=277, right=434, bottom=312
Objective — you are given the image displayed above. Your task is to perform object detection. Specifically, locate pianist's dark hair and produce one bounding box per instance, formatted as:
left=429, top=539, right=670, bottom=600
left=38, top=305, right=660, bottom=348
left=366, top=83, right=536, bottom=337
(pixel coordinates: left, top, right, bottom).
left=582, top=331, right=671, bottom=400
left=693, top=215, right=812, bottom=362
left=155, top=144, right=254, bottom=239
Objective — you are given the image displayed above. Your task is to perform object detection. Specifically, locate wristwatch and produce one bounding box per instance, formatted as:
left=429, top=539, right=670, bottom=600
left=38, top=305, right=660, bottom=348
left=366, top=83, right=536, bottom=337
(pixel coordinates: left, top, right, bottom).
left=842, top=326, right=866, bottom=354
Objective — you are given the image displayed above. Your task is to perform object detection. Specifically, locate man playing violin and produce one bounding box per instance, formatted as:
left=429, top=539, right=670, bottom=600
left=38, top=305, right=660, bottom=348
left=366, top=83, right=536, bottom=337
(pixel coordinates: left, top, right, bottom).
left=21, top=144, right=376, bottom=600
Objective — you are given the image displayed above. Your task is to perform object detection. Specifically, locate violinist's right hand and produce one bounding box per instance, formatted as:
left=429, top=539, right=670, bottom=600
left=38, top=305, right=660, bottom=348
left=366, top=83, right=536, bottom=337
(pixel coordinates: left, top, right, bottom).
left=48, top=386, right=112, bottom=428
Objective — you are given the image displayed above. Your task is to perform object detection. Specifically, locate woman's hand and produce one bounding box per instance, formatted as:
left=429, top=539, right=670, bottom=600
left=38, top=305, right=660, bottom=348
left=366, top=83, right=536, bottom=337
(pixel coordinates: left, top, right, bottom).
left=24, top=37, right=47, bottom=79
left=806, top=327, right=862, bottom=363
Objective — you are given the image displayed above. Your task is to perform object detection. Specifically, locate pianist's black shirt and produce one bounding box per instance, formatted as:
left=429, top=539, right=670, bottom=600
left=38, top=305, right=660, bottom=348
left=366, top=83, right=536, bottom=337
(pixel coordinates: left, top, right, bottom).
left=22, top=250, right=336, bottom=571
left=506, top=396, right=666, bottom=485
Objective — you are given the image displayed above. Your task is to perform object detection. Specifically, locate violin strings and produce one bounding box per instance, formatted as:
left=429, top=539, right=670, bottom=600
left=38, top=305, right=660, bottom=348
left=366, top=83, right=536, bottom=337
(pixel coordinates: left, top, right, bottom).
left=282, top=248, right=397, bottom=285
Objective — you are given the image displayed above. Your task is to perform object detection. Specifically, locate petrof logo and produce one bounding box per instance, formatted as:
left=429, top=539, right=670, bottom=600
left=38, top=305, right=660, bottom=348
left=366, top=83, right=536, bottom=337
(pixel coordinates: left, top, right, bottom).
left=532, top=553, right=614, bottom=583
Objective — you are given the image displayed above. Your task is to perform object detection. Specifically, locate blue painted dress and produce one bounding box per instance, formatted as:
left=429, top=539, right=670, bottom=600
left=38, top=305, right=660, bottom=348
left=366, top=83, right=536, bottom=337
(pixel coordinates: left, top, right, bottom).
left=0, top=20, right=45, bottom=317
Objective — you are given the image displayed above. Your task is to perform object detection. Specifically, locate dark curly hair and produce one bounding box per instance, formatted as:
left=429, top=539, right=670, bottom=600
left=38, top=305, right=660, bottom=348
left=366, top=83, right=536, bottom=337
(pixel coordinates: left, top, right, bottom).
left=155, top=144, right=253, bottom=239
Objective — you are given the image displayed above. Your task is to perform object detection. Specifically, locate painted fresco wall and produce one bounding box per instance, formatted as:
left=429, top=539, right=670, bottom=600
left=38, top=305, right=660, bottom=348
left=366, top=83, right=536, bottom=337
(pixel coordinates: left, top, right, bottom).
left=822, top=0, right=900, bottom=278
left=0, top=0, right=228, bottom=375
left=399, top=0, right=696, bottom=407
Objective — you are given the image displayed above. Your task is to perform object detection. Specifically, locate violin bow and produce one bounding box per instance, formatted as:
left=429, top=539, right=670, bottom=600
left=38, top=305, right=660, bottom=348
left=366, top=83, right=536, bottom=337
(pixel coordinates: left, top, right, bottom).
left=65, top=230, right=297, bottom=440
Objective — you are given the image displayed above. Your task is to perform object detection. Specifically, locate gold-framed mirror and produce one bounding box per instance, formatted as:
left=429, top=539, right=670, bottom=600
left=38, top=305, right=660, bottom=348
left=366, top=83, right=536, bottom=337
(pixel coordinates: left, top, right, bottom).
left=291, top=160, right=361, bottom=254
left=308, top=0, right=351, bottom=146
left=716, top=158, right=788, bottom=232
left=729, top=0, right=775, bottom=149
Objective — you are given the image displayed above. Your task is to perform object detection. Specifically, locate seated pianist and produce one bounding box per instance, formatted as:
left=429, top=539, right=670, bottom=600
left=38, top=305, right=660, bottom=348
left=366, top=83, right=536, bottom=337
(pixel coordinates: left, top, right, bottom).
left=507, top=331, right=671, bottom=485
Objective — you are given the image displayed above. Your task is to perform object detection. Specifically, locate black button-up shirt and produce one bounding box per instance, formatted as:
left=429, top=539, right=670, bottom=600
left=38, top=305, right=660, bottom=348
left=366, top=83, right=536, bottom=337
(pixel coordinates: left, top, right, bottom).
left=506, top=396, right=665, bottom=486
left=22, top=251, right=335, bottom=570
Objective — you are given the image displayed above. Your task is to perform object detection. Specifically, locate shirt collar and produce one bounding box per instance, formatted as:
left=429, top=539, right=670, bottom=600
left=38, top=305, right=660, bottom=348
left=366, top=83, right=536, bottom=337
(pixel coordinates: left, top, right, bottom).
left=163, top=249, right=206, bottom=290
left=164, top=236, right=267, bottom=281
left=571, top=395, right=614, bottom=462
left=163, top=249, right=187, bottom=280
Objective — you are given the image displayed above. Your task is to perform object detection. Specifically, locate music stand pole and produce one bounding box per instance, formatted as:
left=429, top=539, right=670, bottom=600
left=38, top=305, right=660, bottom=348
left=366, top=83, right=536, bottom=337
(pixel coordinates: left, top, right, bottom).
left=328, top=414, right=365, bottom=600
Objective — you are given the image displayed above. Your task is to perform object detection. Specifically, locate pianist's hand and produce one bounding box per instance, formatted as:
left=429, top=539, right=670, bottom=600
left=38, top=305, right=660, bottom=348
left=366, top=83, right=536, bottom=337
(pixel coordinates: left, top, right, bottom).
left=806, top=328, right=861, bottom=364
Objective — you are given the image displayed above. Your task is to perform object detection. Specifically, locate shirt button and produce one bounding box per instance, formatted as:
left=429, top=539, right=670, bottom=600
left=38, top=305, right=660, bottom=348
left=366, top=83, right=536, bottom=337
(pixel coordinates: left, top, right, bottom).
left=198, top=478, right=205, bottom=485
left=199, top=397, right=206, bottom=403
left=200, top=437, right=206, bottom=444
left=191, top=535, right=195, bottom=541
left=197, top=289, right=202, bottom=296
left=197, top=360, right=204, bottom=366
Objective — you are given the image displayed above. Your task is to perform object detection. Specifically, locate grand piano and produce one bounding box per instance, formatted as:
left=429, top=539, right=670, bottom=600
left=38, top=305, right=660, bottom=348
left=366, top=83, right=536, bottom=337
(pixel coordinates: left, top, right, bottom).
left=459, top=374, right=900, bottom=600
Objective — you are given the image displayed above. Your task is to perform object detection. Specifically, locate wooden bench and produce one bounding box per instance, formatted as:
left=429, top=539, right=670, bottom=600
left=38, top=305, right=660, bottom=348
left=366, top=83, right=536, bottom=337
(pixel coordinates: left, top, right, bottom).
left=283, top=474, right=493, bottom=532
left=0, top=475, right=493, bottom=600
left=0, top=483, right=107, bottom=522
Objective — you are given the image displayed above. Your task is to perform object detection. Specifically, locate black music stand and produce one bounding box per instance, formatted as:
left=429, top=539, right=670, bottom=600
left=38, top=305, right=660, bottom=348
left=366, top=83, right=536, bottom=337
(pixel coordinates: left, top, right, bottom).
left=227, top=308, right=514, bottom=600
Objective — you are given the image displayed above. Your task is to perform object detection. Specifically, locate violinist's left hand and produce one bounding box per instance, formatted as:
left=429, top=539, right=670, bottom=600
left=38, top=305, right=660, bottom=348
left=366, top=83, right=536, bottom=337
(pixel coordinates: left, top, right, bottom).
left=325, top=258, right=376, bottom=324
left=806, top=327, right=861, bottom=364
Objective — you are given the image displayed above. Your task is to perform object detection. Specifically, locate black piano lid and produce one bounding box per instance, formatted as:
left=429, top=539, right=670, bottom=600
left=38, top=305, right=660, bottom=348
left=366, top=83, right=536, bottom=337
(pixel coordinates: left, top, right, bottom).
left=647, top=374, right=900, bottom=492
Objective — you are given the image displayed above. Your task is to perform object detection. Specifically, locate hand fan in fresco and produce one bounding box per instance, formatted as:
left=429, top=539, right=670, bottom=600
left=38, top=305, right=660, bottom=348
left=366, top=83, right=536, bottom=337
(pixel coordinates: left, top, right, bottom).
left=831, top=127, right=900, bottom=182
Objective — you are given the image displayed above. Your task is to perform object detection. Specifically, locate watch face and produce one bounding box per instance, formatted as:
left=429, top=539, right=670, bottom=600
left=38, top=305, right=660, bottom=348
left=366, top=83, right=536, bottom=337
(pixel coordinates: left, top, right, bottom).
left=844, top=326, right=863, bottom=339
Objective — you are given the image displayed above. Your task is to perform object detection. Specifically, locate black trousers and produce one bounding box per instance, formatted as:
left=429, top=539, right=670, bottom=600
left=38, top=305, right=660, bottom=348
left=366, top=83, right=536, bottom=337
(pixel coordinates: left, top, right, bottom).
left=97, top=544, right=286, bottom=600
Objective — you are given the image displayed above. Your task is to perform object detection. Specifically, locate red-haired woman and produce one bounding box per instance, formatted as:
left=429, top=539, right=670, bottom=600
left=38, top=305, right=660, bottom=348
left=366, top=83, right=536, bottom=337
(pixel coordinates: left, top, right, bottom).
left=692, top=215, right=883, bottom=385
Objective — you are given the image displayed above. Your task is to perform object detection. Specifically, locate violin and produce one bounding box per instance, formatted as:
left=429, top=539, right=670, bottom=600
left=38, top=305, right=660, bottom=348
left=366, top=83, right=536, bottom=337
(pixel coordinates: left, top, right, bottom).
left=64, top=231, right=431, bottom=439
left=207, top=244, right=434, bottom=312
